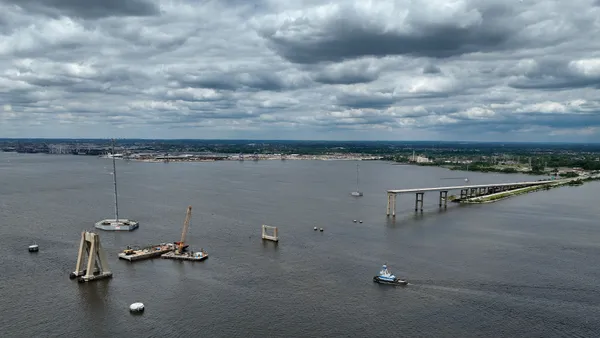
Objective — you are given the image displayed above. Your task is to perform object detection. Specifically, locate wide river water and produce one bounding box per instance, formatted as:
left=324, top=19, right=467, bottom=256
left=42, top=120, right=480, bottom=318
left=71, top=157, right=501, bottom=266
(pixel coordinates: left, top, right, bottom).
left=1, top=153, right=599, bottom=337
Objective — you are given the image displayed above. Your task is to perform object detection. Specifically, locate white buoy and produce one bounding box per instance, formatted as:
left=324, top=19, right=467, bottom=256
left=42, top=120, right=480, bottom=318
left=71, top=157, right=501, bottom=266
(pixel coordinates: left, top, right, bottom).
left=28, top=244, right=39, bottom=252
left=313, top=227, right=317, bottom=231
left=319, top=228, right=324, bottom=232
left=353, top=220, right=357, bottom=223
left=359, top=220, right=363, bottom=223
left=129, top=302, right=144, bottom=313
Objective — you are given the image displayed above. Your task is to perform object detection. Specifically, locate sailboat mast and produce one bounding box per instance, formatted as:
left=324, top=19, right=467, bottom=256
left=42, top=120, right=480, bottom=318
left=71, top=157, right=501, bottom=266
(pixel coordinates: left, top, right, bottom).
left=111, top=139, right=120, bottom=222
left=356, top=163, right=360, bottom=191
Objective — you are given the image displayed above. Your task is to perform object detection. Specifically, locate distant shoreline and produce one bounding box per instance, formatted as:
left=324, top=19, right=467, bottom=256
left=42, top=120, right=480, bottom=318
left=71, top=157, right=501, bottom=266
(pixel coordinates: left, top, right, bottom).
left=1, top=150, right=384, bottom=162
left=390, top=160, right=594, bottom=179
left=3, top=151, right=597, bottom=180
left=108, top=155, right=385, bottom=163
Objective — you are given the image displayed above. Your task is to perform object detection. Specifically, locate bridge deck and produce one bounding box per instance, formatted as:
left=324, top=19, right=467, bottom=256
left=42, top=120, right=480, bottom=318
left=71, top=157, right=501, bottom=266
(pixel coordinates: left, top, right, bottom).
left=387, top=180, right=557, bottom=194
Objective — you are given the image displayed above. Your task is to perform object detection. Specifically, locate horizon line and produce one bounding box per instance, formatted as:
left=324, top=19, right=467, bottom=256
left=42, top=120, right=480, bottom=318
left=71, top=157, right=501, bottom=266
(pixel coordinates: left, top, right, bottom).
left=0, top=137, right=599, bottom=145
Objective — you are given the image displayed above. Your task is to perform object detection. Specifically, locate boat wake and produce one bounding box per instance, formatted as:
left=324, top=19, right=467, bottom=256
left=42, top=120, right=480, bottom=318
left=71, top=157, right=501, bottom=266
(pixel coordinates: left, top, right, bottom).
left=407, top=280, right=600, bottom=294
left=403, top=279, right=600, bottom=308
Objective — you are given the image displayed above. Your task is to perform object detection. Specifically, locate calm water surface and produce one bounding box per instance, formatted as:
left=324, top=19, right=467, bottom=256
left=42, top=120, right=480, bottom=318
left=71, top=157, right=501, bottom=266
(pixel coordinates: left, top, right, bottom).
left=1, top=153, right=599, bottom=337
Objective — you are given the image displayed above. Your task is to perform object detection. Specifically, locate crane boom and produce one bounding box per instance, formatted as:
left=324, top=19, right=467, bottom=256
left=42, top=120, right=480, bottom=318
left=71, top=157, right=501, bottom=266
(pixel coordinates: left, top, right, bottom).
left=178, top=206, right=192, bottom=252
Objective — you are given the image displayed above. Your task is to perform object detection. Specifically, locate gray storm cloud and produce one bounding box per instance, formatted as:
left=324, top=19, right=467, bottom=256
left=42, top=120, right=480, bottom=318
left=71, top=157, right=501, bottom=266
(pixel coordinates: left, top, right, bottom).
left=0, top=0, right=599, bottom=141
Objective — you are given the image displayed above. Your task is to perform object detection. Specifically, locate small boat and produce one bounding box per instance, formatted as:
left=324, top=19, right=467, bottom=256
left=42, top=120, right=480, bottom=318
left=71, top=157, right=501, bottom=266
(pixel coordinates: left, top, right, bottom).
left=373, top=264, right=407, bottom=286
left=28, top=244, right=39, bottom=252
left=193, top=249, right=209, bottom=261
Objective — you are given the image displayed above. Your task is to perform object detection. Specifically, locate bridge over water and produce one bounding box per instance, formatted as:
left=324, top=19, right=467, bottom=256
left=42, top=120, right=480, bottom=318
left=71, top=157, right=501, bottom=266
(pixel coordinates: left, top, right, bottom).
left=386, top=180, right=559, bottom=217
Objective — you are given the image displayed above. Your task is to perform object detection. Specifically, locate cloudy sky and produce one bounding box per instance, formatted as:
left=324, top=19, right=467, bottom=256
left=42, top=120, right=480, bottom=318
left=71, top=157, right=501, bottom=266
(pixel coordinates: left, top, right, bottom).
left=1, top=0, right=599, bottom=141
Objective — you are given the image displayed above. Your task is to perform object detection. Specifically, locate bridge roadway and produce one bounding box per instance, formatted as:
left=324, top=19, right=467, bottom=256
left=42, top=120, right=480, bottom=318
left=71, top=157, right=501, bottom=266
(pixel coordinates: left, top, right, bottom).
left=386, top=179, right=559, bottom=217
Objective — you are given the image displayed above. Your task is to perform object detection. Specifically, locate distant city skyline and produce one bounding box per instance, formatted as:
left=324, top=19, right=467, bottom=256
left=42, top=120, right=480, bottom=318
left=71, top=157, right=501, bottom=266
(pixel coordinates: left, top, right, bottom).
left=1, top=1, right=599, bottom=142
left=2, top=138, right=600, bottom=147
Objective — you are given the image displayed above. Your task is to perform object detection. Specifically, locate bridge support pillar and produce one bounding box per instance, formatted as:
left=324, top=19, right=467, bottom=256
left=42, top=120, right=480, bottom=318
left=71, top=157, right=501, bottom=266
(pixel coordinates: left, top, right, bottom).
left=386, top=193, right=396, bottom=217
left=69, top=231, right=112, bottom=283
left=460, top=189, right=466, bottom=199
left=415, top=192, right=424, bottom=212
left=439, top=191, right=448, bottom=208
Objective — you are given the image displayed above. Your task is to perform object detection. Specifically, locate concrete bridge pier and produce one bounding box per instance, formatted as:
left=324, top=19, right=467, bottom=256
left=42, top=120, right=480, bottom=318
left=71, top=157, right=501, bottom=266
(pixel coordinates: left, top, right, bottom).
left=415, top=192, right=424, bottom=212
left=69, top=231, right=112, bottom=283
left=439, top=191, right=448, bottom=208
left=469, top=187, right=477, bottom=197
left=386, top=193, right=396, bottom=217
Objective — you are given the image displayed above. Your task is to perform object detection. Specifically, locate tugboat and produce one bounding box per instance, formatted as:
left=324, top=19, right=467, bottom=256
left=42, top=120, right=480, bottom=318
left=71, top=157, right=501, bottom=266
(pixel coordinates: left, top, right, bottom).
left=373, top=264, right=408, bottom=286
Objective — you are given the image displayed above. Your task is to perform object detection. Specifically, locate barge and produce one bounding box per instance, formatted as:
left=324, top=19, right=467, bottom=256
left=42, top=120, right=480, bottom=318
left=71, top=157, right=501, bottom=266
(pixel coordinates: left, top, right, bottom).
left=161, top=249, right=208, bottom=261
left=118, top=243, right=175, bottom=262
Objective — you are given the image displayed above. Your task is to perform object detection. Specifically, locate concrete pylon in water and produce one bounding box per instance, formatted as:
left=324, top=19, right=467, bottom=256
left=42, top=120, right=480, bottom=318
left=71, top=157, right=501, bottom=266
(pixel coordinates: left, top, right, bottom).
left=261, top=224, right=279, bottom=242
left=69, top=231, right=112, bottom=283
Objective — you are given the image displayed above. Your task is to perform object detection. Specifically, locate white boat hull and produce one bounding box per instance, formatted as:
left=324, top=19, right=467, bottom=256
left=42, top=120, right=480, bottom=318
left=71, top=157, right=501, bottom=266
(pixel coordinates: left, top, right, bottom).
left=373, top=276, right=408, bottom=286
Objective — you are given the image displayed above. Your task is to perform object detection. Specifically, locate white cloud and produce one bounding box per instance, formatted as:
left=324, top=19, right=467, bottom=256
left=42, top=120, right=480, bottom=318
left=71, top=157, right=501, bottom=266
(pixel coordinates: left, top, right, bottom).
left=0, top=0, right=599, bottom=141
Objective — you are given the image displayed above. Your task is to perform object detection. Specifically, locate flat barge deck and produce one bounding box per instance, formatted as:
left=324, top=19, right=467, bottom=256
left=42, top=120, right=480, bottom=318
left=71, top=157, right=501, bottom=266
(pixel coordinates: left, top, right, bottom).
left=118, top=243, right=175, bottom=262
left=161, top=250, right=208, bottom=261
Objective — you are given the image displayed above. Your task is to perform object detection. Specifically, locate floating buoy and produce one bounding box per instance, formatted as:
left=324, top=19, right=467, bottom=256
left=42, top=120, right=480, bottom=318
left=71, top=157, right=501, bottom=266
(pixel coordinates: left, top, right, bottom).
left=28, top=244, right=39, bottom=252
left=129, top=302, right=144, bottom=313
left=319, top=228, right=324, bottom=232
left=353, top=220, right=357, bottom=223
left=313, top=227, right=317, bottom=231
left=359, top=220, right=363, bottom=223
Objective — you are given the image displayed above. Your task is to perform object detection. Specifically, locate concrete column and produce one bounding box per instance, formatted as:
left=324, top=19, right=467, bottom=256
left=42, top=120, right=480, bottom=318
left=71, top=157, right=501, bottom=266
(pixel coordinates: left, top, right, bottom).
left=439, top=191, right=448, bottom=208
left=415, top=192, right=424, bottom=212
left=84, top=235, right=96, bottom=280
left=460, top=189, right=466, bottom=199
left=387, top=193, right=397, bottom=217
left=74, top=231, right=85, bottom=276
left=386, top=193, right=392, bottom=216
